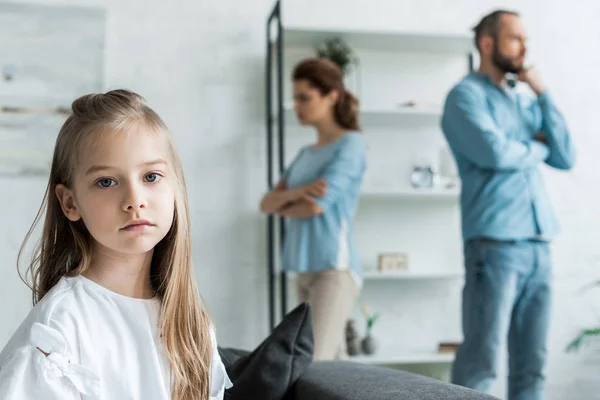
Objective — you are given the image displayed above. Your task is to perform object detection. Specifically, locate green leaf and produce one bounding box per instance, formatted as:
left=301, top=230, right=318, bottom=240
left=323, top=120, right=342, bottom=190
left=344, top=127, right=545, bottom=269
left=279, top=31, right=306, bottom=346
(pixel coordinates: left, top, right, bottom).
left=566, top=328, right=600, bottom=353
left=314, top=37, right=356, bottom=75
left=366, top=312, right=380, bottom=331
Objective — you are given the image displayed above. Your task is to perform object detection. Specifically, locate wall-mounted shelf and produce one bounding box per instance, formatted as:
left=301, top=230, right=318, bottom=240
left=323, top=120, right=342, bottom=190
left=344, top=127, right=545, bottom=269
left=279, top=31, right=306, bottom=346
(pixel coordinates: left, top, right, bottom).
left=349, top=352, right=455, bottom=365
left=362, top=270, right=463, bottom=281
left=361, top=187, right=460, bottom=200
left=283, top=26, right=473, bottom=54
left=0, top=106, right=69, bottom=116
left=287, top=270, right=463, bottom=281
left=279, top=104, right=442, bottom=126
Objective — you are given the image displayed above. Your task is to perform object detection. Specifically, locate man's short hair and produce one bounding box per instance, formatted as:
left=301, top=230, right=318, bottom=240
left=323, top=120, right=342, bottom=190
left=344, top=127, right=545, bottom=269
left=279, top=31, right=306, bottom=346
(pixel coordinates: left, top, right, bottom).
left=473, top=10, right=520, bottom=51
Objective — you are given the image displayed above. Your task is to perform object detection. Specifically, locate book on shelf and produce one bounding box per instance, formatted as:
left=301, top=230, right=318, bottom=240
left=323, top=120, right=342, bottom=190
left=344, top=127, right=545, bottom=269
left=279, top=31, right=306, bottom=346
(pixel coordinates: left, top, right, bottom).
left=437, top=342, right=460, bottom=354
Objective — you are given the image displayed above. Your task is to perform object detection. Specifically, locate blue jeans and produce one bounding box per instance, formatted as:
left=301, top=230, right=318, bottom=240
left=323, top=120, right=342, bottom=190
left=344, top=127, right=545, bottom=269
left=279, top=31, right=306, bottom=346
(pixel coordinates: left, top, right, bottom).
left=451, top=238, right=552, bottom=400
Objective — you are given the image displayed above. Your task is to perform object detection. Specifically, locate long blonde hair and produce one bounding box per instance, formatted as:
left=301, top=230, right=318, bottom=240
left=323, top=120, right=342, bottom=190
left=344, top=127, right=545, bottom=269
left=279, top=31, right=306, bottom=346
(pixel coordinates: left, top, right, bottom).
left=18, top=89, right=213, bottom=400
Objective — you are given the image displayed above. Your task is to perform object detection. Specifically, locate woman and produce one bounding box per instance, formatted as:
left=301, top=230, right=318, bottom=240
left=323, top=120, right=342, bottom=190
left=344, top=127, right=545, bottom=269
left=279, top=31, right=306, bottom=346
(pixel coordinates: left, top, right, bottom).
left=260, top=57, right=367, bottom=360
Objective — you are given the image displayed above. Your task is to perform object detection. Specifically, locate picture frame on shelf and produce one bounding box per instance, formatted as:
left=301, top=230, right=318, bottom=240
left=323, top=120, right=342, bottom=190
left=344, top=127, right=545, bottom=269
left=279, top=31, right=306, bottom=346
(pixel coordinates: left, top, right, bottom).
left=377, top=252, right=408, bottom=272
left=437, top=342, right=460, bottom=354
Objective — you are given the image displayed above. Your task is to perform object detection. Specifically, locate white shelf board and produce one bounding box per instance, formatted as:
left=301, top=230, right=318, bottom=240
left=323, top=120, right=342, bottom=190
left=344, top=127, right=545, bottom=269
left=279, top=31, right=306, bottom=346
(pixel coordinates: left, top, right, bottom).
left=349, top=352, right=455, bottom=365
left=362, top=270, right=463, bottom=280
left=286, top=270, right=463, bottom=281
left=283, top=26, right=474, bottom=54
left=370, top=107, right=442, bottom=117
left=360, top=187, right=460, bottom=199
left=277, top=104, right=442, bottom=126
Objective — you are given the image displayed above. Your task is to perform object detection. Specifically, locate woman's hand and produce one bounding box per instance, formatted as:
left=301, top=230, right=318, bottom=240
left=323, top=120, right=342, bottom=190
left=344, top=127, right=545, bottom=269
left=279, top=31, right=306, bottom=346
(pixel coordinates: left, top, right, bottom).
left=260, top=178, right=327, bottom=214
left=301, top=178, right=327, bottom=198
left=279, top=195, right=324, bottom=219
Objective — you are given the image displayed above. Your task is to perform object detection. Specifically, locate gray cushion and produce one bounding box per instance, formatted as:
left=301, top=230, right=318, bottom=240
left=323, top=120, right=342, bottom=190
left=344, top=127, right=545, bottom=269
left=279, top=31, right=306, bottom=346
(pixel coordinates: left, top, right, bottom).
left=294, top=361, right=500, bottom=400
left=222, top=302, right=314, bottom=400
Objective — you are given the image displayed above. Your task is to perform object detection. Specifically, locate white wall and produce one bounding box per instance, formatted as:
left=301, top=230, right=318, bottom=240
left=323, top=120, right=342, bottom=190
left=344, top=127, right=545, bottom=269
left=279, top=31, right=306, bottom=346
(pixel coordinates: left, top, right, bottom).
left=1, top=0, right=598, bottom=399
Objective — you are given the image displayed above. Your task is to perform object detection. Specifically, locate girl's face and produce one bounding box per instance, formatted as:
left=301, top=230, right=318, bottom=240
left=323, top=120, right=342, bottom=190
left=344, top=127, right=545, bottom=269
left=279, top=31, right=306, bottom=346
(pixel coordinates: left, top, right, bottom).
left=56, top=125, right=176, bottom=257
left=292, top=79, right=338, bottom=126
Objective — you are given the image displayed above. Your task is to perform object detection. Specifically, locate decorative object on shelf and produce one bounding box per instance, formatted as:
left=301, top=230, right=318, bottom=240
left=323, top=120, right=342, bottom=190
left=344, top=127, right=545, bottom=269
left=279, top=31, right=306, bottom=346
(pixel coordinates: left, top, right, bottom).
left=397, top=100, right=441, bottom=113
left=437, top=342, right=461, bottom=354
left=345, top=319, right=361, bottom=356
left=410, top=162, right=436, bottom=189
left=377, top=252, right=408, bottom=272
left=315, top=37, right=361, bottom=96
left=2, top=62, right=16, bottom=82
left=361, top=304, right=380, bottom=355
left=361, top=335, right=377, bottom=356
left=438, top=146, right=459, bottom=189
left=315, top=36, right=356, bottom=75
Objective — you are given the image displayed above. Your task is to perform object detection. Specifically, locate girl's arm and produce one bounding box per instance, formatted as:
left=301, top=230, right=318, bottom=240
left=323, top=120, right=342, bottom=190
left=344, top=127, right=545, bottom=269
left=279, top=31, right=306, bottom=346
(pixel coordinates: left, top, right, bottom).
left=0, top=323, right=99, bottom=399
left=259, top=179, right=326, bottom=214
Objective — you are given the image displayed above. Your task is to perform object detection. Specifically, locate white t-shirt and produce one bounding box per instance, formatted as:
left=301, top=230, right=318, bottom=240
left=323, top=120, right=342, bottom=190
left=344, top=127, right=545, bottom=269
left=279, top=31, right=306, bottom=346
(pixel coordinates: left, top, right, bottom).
left=0, top=275, right=232, bottom=399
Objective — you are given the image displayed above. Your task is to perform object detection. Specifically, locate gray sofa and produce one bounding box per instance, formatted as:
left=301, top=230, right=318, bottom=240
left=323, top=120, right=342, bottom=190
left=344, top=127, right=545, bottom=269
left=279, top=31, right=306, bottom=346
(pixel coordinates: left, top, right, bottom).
left=220, top=347, right=500, bottom=400
left=292, top=360, right=499, bottom=400
left=219, top=303, right=498, bottom=399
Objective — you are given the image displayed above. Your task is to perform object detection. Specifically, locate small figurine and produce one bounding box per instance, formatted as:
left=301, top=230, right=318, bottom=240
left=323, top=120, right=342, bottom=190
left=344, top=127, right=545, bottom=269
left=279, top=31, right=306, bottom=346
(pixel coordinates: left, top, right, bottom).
left=345, top=319, right=361, bottom=356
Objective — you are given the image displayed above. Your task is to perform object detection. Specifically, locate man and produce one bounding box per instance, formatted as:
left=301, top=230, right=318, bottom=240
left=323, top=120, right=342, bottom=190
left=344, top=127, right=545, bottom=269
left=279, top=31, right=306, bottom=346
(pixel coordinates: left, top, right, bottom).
left=441, top=10, right=575, bottom=400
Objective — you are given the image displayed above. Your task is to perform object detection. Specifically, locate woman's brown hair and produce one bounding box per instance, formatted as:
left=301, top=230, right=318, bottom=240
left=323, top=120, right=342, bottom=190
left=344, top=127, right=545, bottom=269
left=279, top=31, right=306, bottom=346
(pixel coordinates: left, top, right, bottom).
left=18, top=89, right=213, bottom=400
left=292, top=57, right=361, bottom=131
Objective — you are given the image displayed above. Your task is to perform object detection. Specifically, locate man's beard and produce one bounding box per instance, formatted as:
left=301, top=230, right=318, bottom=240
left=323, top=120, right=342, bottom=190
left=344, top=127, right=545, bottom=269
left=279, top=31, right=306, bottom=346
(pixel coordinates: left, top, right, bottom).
left=492, top=45, right=524, bottom=74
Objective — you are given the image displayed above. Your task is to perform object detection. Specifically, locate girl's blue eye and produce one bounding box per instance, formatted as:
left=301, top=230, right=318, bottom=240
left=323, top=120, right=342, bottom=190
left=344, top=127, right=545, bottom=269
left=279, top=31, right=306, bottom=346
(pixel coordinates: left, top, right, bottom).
left=145, top=173, right=161, bottom=183
left=97, top=178, right=115, bottom=188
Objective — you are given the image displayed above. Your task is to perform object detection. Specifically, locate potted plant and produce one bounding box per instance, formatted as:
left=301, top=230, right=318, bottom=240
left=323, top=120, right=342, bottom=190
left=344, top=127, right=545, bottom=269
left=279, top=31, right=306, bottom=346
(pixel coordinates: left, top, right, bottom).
left=315, top=37, right=361, bottom=95
left=566, top=280, right=600, bottom=353
left=316, top=37, right=357, bottom=75
left=361, top=304, right=380, bottom=355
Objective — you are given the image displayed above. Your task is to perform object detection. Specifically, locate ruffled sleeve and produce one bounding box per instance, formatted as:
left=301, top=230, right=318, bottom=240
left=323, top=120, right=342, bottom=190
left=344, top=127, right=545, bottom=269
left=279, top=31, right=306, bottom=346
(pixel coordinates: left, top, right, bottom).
left=0, top=322, right=100, bottom=399
left=209, top=326, right=233, bottom=400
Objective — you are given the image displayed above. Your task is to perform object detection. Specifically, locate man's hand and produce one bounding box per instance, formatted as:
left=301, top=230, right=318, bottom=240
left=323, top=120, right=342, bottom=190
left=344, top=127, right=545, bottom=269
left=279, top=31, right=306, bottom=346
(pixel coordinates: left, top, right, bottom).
left=518, top=66, right=546, bottom=96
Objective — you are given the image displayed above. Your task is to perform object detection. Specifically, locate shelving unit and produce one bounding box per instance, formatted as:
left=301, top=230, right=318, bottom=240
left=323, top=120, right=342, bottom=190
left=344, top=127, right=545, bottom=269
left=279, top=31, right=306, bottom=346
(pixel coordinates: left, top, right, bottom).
left=265, top=1, right=474, bottom=371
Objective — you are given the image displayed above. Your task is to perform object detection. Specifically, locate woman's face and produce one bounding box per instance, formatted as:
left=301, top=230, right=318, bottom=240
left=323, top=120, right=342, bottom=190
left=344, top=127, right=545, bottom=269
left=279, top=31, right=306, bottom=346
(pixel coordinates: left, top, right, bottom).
left=292, top=79, right=337, bottom=126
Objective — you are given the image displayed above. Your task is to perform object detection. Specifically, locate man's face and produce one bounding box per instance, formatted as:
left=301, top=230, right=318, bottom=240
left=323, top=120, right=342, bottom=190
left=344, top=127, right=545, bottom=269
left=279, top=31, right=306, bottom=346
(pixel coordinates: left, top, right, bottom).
left=490, top=14, right=528, bottom=74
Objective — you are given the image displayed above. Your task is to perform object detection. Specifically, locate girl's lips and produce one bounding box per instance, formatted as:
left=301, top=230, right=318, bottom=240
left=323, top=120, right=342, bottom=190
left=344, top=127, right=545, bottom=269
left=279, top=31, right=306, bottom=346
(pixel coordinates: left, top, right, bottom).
left=121, top=219, right=153, bottom=230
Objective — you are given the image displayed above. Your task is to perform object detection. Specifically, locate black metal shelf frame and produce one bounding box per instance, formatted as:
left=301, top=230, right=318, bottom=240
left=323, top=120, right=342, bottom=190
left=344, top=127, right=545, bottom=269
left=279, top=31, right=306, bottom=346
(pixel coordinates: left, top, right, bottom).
left=266, top=0, right=286, bottom=331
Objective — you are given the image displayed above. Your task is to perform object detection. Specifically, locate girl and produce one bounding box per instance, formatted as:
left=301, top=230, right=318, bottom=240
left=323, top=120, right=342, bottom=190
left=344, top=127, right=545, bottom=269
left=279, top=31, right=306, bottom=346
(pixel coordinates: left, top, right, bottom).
left=0, top=89, right=232, bottom=399
left=260, top=58, right=367, bottom=361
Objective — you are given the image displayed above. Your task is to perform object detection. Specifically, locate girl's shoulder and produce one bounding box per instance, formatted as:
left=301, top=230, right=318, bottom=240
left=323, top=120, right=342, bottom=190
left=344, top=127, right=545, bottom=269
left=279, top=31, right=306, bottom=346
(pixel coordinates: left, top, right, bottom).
left=0, top=276, right=101, bottom=398
left=29, top=276, right=85, bottom=325
left=0, top=277, right=85, bottom=358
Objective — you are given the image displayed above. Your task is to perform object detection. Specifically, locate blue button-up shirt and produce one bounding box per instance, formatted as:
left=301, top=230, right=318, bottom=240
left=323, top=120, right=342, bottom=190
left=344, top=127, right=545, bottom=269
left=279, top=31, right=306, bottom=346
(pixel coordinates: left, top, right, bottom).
left=441, top=72, right=575, bottom=242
